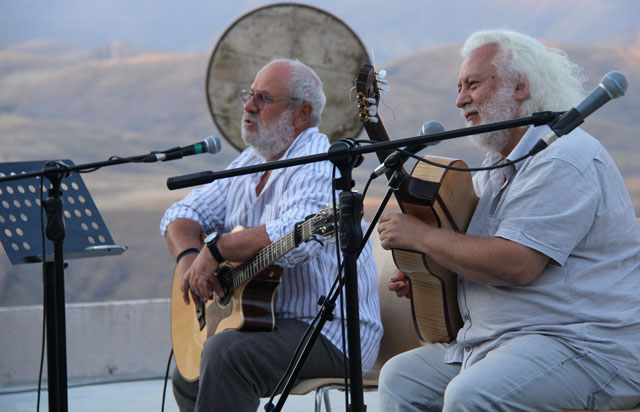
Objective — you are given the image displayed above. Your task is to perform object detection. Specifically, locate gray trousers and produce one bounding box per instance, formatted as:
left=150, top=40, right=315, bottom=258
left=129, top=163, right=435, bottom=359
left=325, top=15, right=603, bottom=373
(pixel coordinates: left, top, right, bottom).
left=378, top=334, right=640, bottom=411
left=172, top=318, right=344, bottom=412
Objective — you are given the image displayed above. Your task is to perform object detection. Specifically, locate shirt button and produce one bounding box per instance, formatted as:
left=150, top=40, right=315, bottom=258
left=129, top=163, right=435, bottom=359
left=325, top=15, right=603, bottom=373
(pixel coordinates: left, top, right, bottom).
left=463, top=314, right=470, bottom=321
left=464, top=346, right=471, bottom=353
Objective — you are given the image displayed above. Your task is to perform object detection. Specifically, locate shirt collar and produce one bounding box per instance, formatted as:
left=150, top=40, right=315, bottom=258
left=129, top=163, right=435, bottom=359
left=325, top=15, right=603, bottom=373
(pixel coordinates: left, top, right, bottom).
left=281, top=126, right=318, bottom=159
left=506, top=124, right=552, bottom=172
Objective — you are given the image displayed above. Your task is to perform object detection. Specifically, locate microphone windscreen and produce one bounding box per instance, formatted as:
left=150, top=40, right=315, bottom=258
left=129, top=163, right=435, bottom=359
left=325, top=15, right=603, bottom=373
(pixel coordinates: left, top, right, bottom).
left=419, top=121, right=445, bottom=146
left=601, top=71, right=627, bottom=98
left=204, top=136, right=222, bottom=154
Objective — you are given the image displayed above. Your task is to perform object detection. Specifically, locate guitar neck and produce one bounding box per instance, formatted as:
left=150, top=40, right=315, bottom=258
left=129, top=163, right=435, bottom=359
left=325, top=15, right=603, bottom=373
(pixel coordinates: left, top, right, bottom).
left=363, top=119, right=411, bottom=177
left=356, top=63, right=425, bottom=206
left=229, top=218, right=315, bottom=288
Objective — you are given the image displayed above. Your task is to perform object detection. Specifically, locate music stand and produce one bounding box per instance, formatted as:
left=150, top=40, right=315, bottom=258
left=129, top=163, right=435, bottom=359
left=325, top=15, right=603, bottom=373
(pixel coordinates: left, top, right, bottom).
left=0, top=160, right=126, bottom=412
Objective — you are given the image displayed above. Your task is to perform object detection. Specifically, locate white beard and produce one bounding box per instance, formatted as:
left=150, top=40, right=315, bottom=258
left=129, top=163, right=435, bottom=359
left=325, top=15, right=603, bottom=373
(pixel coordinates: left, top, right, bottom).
left=242, top=109, right=295, bottom=160
left=462, top=84, right=518, bottom=155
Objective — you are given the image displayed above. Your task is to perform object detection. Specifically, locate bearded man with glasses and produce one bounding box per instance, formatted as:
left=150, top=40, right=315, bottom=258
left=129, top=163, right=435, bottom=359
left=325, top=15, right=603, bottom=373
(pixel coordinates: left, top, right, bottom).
left=160, top=58, right=382, bottom=412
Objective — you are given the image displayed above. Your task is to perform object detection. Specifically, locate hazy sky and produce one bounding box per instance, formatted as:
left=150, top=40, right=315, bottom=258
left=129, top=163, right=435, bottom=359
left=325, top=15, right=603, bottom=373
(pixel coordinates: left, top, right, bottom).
left=2, top=0, right=639, bottom=62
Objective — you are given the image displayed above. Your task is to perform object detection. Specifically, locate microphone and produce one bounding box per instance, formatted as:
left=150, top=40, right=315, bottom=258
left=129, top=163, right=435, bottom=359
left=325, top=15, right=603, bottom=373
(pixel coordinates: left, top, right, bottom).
left=371, top=120, right=445, bottom=179
left=149, top=135, right=222, bottom=162
left=529, top=71, right=628, bottom=156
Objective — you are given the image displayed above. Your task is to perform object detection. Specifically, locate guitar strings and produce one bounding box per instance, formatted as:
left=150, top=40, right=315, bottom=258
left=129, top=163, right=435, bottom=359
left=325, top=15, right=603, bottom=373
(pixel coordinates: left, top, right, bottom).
left=214, top=217, right=316, bottom=292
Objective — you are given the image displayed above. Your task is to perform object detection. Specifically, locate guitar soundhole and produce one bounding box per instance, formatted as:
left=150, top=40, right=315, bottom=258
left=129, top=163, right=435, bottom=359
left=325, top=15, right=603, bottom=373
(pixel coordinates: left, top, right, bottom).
left=215, top=264, right=234, bottom=307
left=217, top=290, right=232, bottom=308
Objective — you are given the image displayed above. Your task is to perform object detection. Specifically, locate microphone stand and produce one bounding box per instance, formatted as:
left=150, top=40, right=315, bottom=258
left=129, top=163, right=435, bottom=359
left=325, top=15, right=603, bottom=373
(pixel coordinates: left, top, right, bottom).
left=43, top=162, right=70, bottom=412
left=330, top=140, right=366, bottom=412
left=166, top=111, right=559, bottom=412
left=0, top=148, right=205, bottom=412
left=265, top=139, right=367, bottom=412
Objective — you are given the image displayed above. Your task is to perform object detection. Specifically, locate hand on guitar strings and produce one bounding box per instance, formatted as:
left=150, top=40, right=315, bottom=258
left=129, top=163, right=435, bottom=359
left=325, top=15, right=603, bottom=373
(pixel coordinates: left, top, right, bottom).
left=179, top=249, right=224, bottom=304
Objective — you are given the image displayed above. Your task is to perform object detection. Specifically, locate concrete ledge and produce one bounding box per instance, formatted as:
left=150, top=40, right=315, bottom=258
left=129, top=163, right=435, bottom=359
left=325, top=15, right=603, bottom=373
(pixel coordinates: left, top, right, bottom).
left=0, top=298, right=172, bottom=389
left=0, top=230, right=398, bottom=391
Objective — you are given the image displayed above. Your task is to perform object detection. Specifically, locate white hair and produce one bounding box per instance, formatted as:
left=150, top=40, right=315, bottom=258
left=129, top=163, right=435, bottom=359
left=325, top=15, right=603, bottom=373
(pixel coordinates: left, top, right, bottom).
left=461, top=30, right=586, bottom=117
left=268, top=58, right=326, bottom=126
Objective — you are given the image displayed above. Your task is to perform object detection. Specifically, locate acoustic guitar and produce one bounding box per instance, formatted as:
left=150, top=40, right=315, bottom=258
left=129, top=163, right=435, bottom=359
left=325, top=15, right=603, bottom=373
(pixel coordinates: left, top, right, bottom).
left=170, top=206, right=337, bottom=381
left=356, top=63, right=478, bottom=343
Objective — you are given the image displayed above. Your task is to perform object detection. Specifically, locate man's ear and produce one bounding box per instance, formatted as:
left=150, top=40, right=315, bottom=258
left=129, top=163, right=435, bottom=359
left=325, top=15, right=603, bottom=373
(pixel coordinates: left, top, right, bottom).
left=293, top=102, right=313, bottom=129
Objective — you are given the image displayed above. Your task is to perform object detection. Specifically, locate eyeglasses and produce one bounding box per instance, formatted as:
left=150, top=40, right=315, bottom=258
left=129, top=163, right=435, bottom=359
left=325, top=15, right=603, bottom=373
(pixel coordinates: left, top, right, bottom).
left=240, top=89, right=299, bottom=110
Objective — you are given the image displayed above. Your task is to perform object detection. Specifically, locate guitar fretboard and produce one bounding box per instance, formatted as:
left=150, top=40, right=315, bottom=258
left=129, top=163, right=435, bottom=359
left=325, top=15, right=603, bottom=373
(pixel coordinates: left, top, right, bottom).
left=218, top=216, right=319, bottom=291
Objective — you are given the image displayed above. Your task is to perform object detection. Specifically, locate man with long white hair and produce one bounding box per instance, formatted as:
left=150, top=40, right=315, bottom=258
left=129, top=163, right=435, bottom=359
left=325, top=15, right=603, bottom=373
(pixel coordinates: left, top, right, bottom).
left=378, top=30, right=640, bottom=411
left=161, top=58, right=382, bottom=412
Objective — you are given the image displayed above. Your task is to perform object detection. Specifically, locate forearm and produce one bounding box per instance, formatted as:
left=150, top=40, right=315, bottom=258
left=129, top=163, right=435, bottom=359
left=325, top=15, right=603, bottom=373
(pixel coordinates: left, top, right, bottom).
left=417, top=228, right=545, bottom=286
left=216, top=225, right=271, bottom=263
left=165, top=218, right=203, bottom=259
left=378, top=213, right=549, bottom=286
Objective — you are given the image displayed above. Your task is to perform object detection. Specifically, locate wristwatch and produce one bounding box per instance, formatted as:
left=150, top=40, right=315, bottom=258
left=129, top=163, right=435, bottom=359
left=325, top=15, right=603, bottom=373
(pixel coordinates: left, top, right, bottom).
left=204, top=232, right=225, bottom=263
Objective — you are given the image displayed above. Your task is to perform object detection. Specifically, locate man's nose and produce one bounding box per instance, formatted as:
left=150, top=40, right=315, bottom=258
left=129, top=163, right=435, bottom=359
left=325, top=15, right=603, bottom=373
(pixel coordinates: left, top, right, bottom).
left=244, top=95, right=259, bottom=112
left=456, top=88, right=471, bottom=108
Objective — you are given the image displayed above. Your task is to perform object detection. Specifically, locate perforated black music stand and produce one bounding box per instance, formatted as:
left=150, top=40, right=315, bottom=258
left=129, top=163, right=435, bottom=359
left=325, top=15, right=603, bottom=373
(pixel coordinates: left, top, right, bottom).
left=0, top=160, right=126, bottom=412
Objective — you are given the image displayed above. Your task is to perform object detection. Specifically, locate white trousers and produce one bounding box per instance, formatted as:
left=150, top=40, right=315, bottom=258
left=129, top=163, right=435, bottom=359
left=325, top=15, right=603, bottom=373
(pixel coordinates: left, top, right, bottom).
left=379, top=334, right=640, bottom=411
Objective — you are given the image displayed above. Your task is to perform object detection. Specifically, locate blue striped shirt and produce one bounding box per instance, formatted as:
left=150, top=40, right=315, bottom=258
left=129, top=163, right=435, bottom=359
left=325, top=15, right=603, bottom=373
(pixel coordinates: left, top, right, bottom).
left=160, top=127, right=382, bottom=370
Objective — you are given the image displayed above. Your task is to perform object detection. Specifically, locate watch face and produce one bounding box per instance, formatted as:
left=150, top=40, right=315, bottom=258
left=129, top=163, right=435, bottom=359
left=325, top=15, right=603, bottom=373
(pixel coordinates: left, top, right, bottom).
left=205, top=232, right=218, bottom=244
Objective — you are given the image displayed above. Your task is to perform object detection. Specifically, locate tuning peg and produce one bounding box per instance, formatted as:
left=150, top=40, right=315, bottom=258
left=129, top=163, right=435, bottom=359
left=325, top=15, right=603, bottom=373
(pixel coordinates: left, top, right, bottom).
left=369, top=116, right=379, bottom=123
left=369, top=105, right=378, bottom=116
left=377, top=69, right=387, bottom=79
left=378, top=78, right=390, bottom=93
left=367, top=97, right=376, bottom=104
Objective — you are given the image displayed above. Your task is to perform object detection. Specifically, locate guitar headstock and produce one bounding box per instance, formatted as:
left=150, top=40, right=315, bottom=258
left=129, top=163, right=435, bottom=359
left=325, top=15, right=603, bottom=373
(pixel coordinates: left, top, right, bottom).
left=355, top=64, right=393, bottom=160
left=356, top=64, right=389, bottom=125
left=308, top=206, right=337, bottom=237
left=354, top=64, right=413, bottom=202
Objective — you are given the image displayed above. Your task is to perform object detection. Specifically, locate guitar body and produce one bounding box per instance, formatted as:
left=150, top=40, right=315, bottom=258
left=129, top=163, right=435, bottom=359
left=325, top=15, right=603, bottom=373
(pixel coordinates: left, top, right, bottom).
left=170, top=207, right=336, bottom=381
left=395, top=156, right=477, bottom=343
left=170, top=264, right=283, bottom=381
left=206, top=264, right=283, bottom=335
left=170, top=265, right=207, bottom=381
left=356, top=64, right=479, bottom=343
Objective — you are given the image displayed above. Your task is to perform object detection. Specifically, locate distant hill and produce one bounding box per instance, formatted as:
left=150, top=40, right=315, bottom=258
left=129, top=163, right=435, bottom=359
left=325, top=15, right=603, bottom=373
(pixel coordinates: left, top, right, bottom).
left=0, top=39, right=638, bottom=306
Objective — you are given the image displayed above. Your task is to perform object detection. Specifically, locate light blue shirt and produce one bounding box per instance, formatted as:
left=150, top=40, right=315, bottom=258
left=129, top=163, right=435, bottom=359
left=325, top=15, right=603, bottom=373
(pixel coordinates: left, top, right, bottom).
left=446, top=125, right=640, bottom=380
left=160, top=127, right=382, bottom=370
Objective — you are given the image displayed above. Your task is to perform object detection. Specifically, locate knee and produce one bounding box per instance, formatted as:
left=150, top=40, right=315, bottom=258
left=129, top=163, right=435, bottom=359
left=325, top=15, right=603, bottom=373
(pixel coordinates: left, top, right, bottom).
left=200, top=331, right=253, bottom=376
left=379, top=351, right=429, bottom=400
left=201, top=333, right=226, bottom=361
left=378, top=355, right=414, bottom=410
left=379, top=351, right=448, bottom=412
left=172, top=366, right=195, bottom=393
left=171, top=367, right=198, bottom=412
left=443, top=374, right=492, bottom=412
left=378, top=353, right=408, bottom=395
